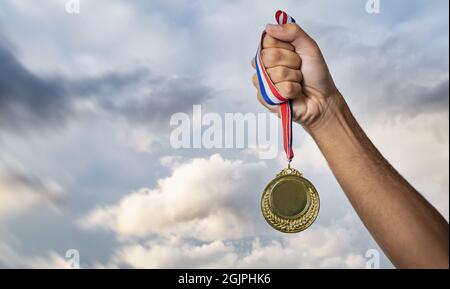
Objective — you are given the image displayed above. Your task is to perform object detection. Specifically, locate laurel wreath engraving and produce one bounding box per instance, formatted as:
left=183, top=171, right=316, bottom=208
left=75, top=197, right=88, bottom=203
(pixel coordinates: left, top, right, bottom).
left=261, top=168, right=320, bottom=233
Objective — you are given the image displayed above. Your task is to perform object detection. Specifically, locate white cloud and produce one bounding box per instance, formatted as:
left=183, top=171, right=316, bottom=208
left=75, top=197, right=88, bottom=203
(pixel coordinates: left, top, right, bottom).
left=80, top=154, right=376, bottom=268
left=108, top=213, right=369, bottom=269
left=79, top=154, right=268, bottom=241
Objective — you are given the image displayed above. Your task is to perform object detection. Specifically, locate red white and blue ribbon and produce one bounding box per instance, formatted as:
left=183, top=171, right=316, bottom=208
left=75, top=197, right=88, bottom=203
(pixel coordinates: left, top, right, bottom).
left=255, top=10, right=296, bottom=162
left=275, top=10, right=296, bottom=25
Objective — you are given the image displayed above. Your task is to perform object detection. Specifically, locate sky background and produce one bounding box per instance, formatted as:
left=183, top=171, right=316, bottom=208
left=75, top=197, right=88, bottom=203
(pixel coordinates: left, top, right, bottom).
left=0, top=0, right=448, bottom=268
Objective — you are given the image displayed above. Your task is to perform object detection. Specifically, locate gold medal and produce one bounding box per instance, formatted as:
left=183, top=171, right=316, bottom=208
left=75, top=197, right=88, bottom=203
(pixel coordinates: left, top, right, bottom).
left=261, top=165, right=320, bottom=233
left=255, top=11, right=319, bottom=233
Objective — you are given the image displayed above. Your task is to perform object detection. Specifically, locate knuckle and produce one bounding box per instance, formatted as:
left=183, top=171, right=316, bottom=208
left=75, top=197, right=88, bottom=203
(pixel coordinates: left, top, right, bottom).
left=263, top=35, right=276, bottom=48
left=278, top=67, right=289, bottom=79
left=286, top=82, right=296, bottom=95
left=263, top=49, right=280, bottom=64
left=268, top=67, right=287, bottom=82
left=282, top=82, right=296, bottom=96
left=291, top=54, right=301, bottom=68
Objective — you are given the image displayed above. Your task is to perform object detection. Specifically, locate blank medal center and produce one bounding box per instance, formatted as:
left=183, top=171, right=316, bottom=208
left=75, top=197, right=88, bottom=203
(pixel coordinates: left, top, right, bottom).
left=271, top=179, right=308, bottom=217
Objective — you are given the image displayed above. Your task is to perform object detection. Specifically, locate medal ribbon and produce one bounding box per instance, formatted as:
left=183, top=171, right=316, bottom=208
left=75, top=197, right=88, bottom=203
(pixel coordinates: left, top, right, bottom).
left=255, top=10, right=296, bottom=162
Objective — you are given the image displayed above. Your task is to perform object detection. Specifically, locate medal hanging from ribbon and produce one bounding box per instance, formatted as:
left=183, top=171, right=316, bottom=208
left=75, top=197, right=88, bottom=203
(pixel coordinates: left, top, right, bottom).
left=256, top=11, right=320, bottom=233
left=255, top=10, right=295, bottom=163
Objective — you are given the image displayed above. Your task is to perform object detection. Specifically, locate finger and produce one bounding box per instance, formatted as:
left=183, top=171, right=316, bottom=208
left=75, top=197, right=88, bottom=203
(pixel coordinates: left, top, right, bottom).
left=265, top=23, right=319, bottom=54
left=252, top=74, right=280, bottom=114
left=275, top=81, right=302, bottom=99
left=252, top=73, right=259, bottom=89
left=261, top=48, right=301, bottom=69
left=256, top=92, right=279, bottom=115
left=262, top=34, right=295, bottom=51
left=251, top=57, right=256, bottom=69
left=266, top=66, right=302, bottom=84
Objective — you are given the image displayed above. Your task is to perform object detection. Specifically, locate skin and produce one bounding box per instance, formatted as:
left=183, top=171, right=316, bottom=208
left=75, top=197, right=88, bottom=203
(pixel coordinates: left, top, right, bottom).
left=251, top=23, right=449, bottom=269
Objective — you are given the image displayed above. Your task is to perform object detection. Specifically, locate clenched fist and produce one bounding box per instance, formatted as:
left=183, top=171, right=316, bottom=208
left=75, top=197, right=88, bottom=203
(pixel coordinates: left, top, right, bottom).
left=252, top=23, right=343, bottom=131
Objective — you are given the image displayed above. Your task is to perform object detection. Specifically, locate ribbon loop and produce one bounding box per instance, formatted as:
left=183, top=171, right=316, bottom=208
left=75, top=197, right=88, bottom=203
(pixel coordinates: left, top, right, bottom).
left=255, top=10, right=296, bottom=162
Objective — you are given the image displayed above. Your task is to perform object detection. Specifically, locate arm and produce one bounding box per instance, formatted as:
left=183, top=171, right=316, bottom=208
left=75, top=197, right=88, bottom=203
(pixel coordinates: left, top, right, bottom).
left=310, top=93, right=449, bottom=268
left=252, top=22, right=449, bottom=268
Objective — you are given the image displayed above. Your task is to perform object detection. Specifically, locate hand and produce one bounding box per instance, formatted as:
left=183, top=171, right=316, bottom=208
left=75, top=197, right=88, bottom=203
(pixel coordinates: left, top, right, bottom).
left=252, top=23, right=342, bottom=131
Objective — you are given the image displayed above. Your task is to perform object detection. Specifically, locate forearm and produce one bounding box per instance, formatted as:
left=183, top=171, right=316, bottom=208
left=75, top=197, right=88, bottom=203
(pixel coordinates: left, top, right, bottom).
left=308, top=93, right=449, bottom=268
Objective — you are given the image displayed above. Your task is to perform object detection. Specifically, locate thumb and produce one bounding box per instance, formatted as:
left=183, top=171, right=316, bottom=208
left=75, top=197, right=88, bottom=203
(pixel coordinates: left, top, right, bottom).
left=265, top=23, right=318, bottom=54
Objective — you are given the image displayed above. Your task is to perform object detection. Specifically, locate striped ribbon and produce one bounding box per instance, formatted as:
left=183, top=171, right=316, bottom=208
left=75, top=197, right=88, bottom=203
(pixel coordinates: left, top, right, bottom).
left=255, top=10, right=296, bottom=162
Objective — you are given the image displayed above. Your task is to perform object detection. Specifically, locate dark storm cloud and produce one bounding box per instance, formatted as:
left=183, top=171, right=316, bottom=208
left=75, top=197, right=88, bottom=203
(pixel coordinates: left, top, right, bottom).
left=0, top=43, right=210, bottom=132
left=103, top=76, right=211, bottom=127
left=371, top=36, right=449, bottom=115
left=318, top=24, right=449, bottom=118
left=69, top=69, right=211, bottom=127
left=0, top=44, right=69, bottom=131
left=69, top=68, right=151, bottom=97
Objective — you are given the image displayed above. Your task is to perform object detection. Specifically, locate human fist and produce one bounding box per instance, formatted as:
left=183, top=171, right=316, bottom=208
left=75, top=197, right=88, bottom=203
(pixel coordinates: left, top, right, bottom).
left=252, top=22, right=342, bottom=131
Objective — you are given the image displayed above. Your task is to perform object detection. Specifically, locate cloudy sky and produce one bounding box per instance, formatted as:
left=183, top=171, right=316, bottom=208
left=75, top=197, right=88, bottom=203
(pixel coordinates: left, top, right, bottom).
left=0, top=0, right=448, bottom=268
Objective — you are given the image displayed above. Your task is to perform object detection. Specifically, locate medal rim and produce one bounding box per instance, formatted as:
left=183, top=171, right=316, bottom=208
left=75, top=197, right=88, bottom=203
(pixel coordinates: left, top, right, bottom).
left=261, top=168, right=320, bottom=233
